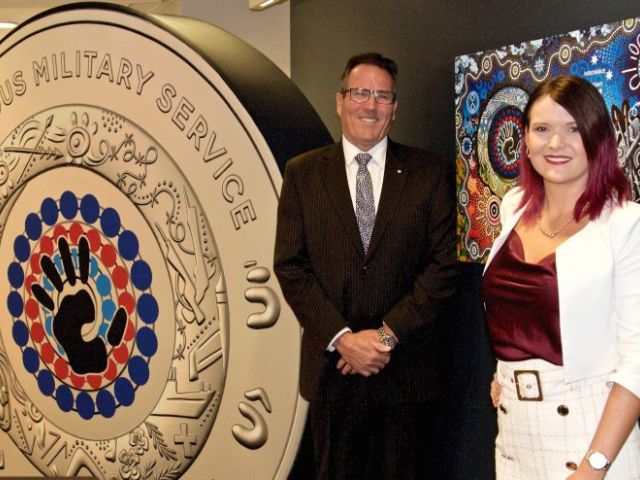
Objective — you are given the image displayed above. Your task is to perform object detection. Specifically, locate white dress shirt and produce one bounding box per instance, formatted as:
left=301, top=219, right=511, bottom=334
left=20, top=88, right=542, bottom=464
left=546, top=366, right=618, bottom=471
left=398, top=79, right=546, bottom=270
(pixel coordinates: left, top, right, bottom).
left=342, top=136, right=387, bottom=212
left=328, top=136, right=388, bottom=351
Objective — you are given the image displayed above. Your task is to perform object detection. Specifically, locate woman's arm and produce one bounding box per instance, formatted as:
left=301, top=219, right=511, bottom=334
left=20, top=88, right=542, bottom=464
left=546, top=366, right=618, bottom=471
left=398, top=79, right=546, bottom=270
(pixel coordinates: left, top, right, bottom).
left=567, top=383, right=640, bottom=479
left=568, top=204, right=640, bottom=479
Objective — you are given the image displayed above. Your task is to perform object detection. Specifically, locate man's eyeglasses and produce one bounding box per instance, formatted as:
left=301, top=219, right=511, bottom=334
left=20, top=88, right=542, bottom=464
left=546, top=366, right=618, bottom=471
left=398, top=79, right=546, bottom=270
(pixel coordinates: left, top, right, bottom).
left=342, top=88, right=396, bottom=105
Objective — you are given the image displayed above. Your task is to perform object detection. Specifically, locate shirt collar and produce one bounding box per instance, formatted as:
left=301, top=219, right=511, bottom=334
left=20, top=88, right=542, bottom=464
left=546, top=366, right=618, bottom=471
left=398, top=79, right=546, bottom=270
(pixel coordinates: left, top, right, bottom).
left=342, top=136, right=388, bottom=168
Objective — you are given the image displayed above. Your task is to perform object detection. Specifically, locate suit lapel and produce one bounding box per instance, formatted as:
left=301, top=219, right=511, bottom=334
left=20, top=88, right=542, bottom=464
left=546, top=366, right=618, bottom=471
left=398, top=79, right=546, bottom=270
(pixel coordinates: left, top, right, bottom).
left=320, top=144, right=366, bottom=255
left=366, top=142, right=407, bottom=257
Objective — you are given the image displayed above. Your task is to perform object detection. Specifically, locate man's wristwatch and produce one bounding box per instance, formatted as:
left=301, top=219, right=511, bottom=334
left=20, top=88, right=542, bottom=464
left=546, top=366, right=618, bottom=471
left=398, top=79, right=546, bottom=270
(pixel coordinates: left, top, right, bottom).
left=585, top=450, right=611, bottom=471
left=376, top=327, right=397, bottom=349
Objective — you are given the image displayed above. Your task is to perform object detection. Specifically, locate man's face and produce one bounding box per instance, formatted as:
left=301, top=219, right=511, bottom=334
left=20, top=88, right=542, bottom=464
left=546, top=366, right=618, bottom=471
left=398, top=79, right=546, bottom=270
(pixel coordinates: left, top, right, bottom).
left=336, top=64, right=398, bottom=151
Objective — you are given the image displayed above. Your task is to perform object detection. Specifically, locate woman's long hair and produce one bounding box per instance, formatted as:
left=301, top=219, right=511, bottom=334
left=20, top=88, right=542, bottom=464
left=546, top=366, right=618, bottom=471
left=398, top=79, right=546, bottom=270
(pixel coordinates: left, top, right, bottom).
left=518, top=75, right=629, bottom=222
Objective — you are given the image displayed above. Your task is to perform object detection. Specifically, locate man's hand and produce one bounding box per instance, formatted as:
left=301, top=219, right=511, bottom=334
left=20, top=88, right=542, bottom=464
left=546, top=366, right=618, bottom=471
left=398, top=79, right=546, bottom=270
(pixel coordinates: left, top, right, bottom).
left=334, top=330, right=391, bottom=377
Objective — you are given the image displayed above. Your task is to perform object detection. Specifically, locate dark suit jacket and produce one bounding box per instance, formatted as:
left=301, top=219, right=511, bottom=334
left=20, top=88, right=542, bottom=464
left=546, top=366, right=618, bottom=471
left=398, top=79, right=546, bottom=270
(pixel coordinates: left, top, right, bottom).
left=274, top=140, right=458, bottom=403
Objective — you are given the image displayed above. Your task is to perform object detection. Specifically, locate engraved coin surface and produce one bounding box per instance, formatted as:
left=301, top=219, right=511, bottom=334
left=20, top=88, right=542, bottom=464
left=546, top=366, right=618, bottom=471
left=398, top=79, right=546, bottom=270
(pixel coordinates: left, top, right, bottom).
left=0, top=4, right=331, bottom=479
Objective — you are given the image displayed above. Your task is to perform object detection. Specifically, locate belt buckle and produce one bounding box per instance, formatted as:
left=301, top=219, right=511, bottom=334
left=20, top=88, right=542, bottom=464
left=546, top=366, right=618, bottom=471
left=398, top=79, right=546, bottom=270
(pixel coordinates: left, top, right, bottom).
left=513, top=369, right=543, bottom=401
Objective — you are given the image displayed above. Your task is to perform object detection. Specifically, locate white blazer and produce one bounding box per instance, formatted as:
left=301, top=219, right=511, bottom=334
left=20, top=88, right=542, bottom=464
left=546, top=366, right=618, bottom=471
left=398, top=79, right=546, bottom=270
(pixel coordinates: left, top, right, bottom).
left=484, top=187, right=640, bottom=398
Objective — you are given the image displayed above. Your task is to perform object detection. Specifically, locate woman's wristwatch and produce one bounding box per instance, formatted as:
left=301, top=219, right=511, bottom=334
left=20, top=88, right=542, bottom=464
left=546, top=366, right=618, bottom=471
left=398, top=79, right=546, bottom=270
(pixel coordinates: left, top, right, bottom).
left=586, top=450, right=610, bottom=471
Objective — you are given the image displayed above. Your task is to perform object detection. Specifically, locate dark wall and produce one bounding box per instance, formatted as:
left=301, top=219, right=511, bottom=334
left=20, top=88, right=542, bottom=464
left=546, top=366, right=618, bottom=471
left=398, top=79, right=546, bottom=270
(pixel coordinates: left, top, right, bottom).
left=291, top=0, right=640, bottom=156
left=288, top=1, right=640, bottom=479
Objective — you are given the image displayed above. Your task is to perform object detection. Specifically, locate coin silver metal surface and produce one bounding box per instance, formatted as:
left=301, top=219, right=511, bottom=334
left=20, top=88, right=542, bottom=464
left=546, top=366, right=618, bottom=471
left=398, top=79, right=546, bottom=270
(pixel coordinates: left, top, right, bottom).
left=0, top=4, right=331, bottom=479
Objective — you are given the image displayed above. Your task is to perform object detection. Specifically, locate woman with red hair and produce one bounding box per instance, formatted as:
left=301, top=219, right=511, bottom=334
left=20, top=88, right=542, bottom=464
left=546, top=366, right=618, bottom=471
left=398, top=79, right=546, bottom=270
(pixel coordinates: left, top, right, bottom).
left=483, top=75, right=640, bottom=479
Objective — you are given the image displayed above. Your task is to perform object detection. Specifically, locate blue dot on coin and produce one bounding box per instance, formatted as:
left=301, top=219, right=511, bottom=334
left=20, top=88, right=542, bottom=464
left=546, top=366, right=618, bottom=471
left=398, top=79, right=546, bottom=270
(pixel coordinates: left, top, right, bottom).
left=12, top=320, right=29, bottom=347
left=101, top=208, right=121, bottom=238
left=96, top=390, right=116, bottom=418
left=76, top=391, right=95, bottom=420
left=22, top=347, right=39, bottom=373
left=96, top=274, right=112, bottom=296
left=137, top=294, right=158, bottom=324
left=90, top=257, right=99, bottom=278
left=25, top=213, right=42, bottom=241
left=80, top=194, right=100, bottom=224
left=136, top=327, right=158, bottom=357
left=128, top=356, right=149, bottom=386
left=60, top=191, right=78, bottom=220
left=8, top=262, right=24, bottom=289
left=118, top=230, right=139, bottom=261
left=43, top=275, right=54, bottom=292
left=102, top=299, right=116, bottom=321
left=7, top=291, right=24, bottom=317
left=55, top=385, right=73, bottom=412
left=131, top=260, right=152, bottom=290
left=40, top=198, right=59, bottom=226
left=115, top=377, right=135, bottom=406
left=37, top=370, right=55, bottom=396
left=13, top=235, right=30, bottom=262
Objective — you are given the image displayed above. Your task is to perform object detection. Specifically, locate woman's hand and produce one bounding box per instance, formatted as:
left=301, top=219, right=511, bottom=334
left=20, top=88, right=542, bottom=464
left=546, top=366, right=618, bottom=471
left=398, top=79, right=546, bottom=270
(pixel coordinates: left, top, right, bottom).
left=565, top=462, right=606, bottom=480
left=490, top=372, right=501, bottom=407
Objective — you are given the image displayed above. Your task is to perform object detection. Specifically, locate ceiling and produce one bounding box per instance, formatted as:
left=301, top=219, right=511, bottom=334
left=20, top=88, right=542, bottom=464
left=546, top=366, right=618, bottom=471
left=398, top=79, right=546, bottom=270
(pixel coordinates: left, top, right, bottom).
left=0, top=0, right=180, bottom=27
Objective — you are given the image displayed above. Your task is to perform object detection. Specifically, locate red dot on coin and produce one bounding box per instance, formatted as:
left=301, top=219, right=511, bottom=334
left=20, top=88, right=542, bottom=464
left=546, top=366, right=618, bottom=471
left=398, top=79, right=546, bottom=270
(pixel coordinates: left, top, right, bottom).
left=124, top=320, right=135, bottom=342
left=30, top=252, right=41, bottom=275
left=87, top=375, right=102, bottom=389
left=53, top=225, right=67, bottom=242
left=86, top=229, right=101, bottom=252
left=101, top=244, right=116, bottom=267
left=104, top=359, right=117, bottom=381
left=118, top=292, right=135, bottom=315
left=112, top=266, right=128, bottom=290
left=54, top=358, right=69, bottom=379
left=69, top=223, right=84, bottom=245
left=25, top=275, right=37, bottom=295
left=113, top=343, right=129, bottom=364
left=39, top=236, right=54, bottom=256
left=25, top=298, right=40, bottom=320
left=41, top=343, right=55, bottom=364
left=30, top=322, right=45, bottom=343
left=70, top=373, right=85, bottom=389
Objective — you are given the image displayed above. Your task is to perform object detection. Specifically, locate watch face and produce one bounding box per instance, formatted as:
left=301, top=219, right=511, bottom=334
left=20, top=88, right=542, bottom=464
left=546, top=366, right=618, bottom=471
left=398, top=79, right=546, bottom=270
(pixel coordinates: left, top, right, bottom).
left=588, top=451, right=609, bottom=469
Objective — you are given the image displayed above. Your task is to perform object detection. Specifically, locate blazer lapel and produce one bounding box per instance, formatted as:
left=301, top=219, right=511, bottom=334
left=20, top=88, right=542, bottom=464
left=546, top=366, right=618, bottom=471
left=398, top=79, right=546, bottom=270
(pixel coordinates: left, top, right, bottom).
left=483, top=189, right=526, bottom=272
left=320, top=144, right=366, bottom=255
left=366, top=142, right=407, bottom=257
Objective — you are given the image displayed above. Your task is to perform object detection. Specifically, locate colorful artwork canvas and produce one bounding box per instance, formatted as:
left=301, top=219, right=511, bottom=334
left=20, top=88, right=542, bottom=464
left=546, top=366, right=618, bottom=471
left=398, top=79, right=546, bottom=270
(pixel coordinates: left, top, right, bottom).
left=455, top=17, right=640, bottom=262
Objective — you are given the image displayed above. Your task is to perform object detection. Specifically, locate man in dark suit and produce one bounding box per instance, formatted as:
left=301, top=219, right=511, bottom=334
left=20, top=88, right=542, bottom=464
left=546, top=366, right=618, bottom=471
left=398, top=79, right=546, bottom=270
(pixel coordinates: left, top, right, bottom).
left=274, top=52, right=457, bottom=479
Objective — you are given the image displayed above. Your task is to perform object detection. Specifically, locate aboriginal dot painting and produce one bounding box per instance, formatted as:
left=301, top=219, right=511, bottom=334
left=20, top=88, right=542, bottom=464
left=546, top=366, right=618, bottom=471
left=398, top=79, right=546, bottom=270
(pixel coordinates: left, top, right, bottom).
left=455, top=17, right=640, bottom=262
left=8, top=191, right=157, bottom=421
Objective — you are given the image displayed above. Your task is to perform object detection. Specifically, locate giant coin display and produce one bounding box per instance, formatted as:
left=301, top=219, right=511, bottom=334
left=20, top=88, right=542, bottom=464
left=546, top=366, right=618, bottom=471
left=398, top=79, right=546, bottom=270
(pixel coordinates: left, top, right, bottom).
left=0, top=2, right=331, bottom=478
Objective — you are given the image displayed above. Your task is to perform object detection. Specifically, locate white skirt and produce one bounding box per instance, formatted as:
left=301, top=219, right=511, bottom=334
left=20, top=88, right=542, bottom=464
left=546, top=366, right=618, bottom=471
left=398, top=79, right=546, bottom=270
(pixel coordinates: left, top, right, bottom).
left=495, top=358, right=640, bottom=480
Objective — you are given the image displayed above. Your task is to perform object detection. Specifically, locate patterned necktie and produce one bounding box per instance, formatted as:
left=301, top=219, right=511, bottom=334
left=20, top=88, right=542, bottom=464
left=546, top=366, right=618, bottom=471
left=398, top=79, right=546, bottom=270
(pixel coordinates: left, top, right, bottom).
left=355, top=153, right=375, bottom=252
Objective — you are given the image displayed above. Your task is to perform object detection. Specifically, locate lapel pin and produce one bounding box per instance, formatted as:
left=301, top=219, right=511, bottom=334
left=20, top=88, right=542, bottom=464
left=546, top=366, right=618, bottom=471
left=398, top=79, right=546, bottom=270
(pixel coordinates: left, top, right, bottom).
left=397, top=169, right=402, bottom=174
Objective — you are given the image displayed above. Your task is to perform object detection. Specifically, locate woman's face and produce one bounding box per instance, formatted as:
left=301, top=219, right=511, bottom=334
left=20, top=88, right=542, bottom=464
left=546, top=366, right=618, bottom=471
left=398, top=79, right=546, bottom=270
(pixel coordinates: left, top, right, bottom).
left=525, top=95, right=589, bottom=194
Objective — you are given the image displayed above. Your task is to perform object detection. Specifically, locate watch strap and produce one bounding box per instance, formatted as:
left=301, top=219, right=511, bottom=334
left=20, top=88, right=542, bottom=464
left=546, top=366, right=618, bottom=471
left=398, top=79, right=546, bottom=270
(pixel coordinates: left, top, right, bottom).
left=376, top=327, right=397, bottom=349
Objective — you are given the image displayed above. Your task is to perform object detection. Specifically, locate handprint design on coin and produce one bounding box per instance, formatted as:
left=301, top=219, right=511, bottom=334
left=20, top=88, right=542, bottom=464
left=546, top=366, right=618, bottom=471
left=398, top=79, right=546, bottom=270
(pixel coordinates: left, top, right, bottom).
left=31, top=236, right=127, bottom=375
left=6, top=188, right=161, bottom=421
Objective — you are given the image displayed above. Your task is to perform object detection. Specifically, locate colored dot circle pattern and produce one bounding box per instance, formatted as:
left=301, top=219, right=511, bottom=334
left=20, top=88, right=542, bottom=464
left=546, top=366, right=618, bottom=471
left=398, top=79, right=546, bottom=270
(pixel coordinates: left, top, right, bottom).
left=488, top=106, right=523, bottom=180
left=6, top=191, right=158, bottom=420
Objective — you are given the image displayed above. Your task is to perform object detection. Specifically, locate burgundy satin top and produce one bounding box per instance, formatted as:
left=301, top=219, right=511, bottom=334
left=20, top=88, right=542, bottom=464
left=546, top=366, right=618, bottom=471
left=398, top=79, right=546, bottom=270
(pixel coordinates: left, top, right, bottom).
left=482, top=229, right=563, bottom=365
